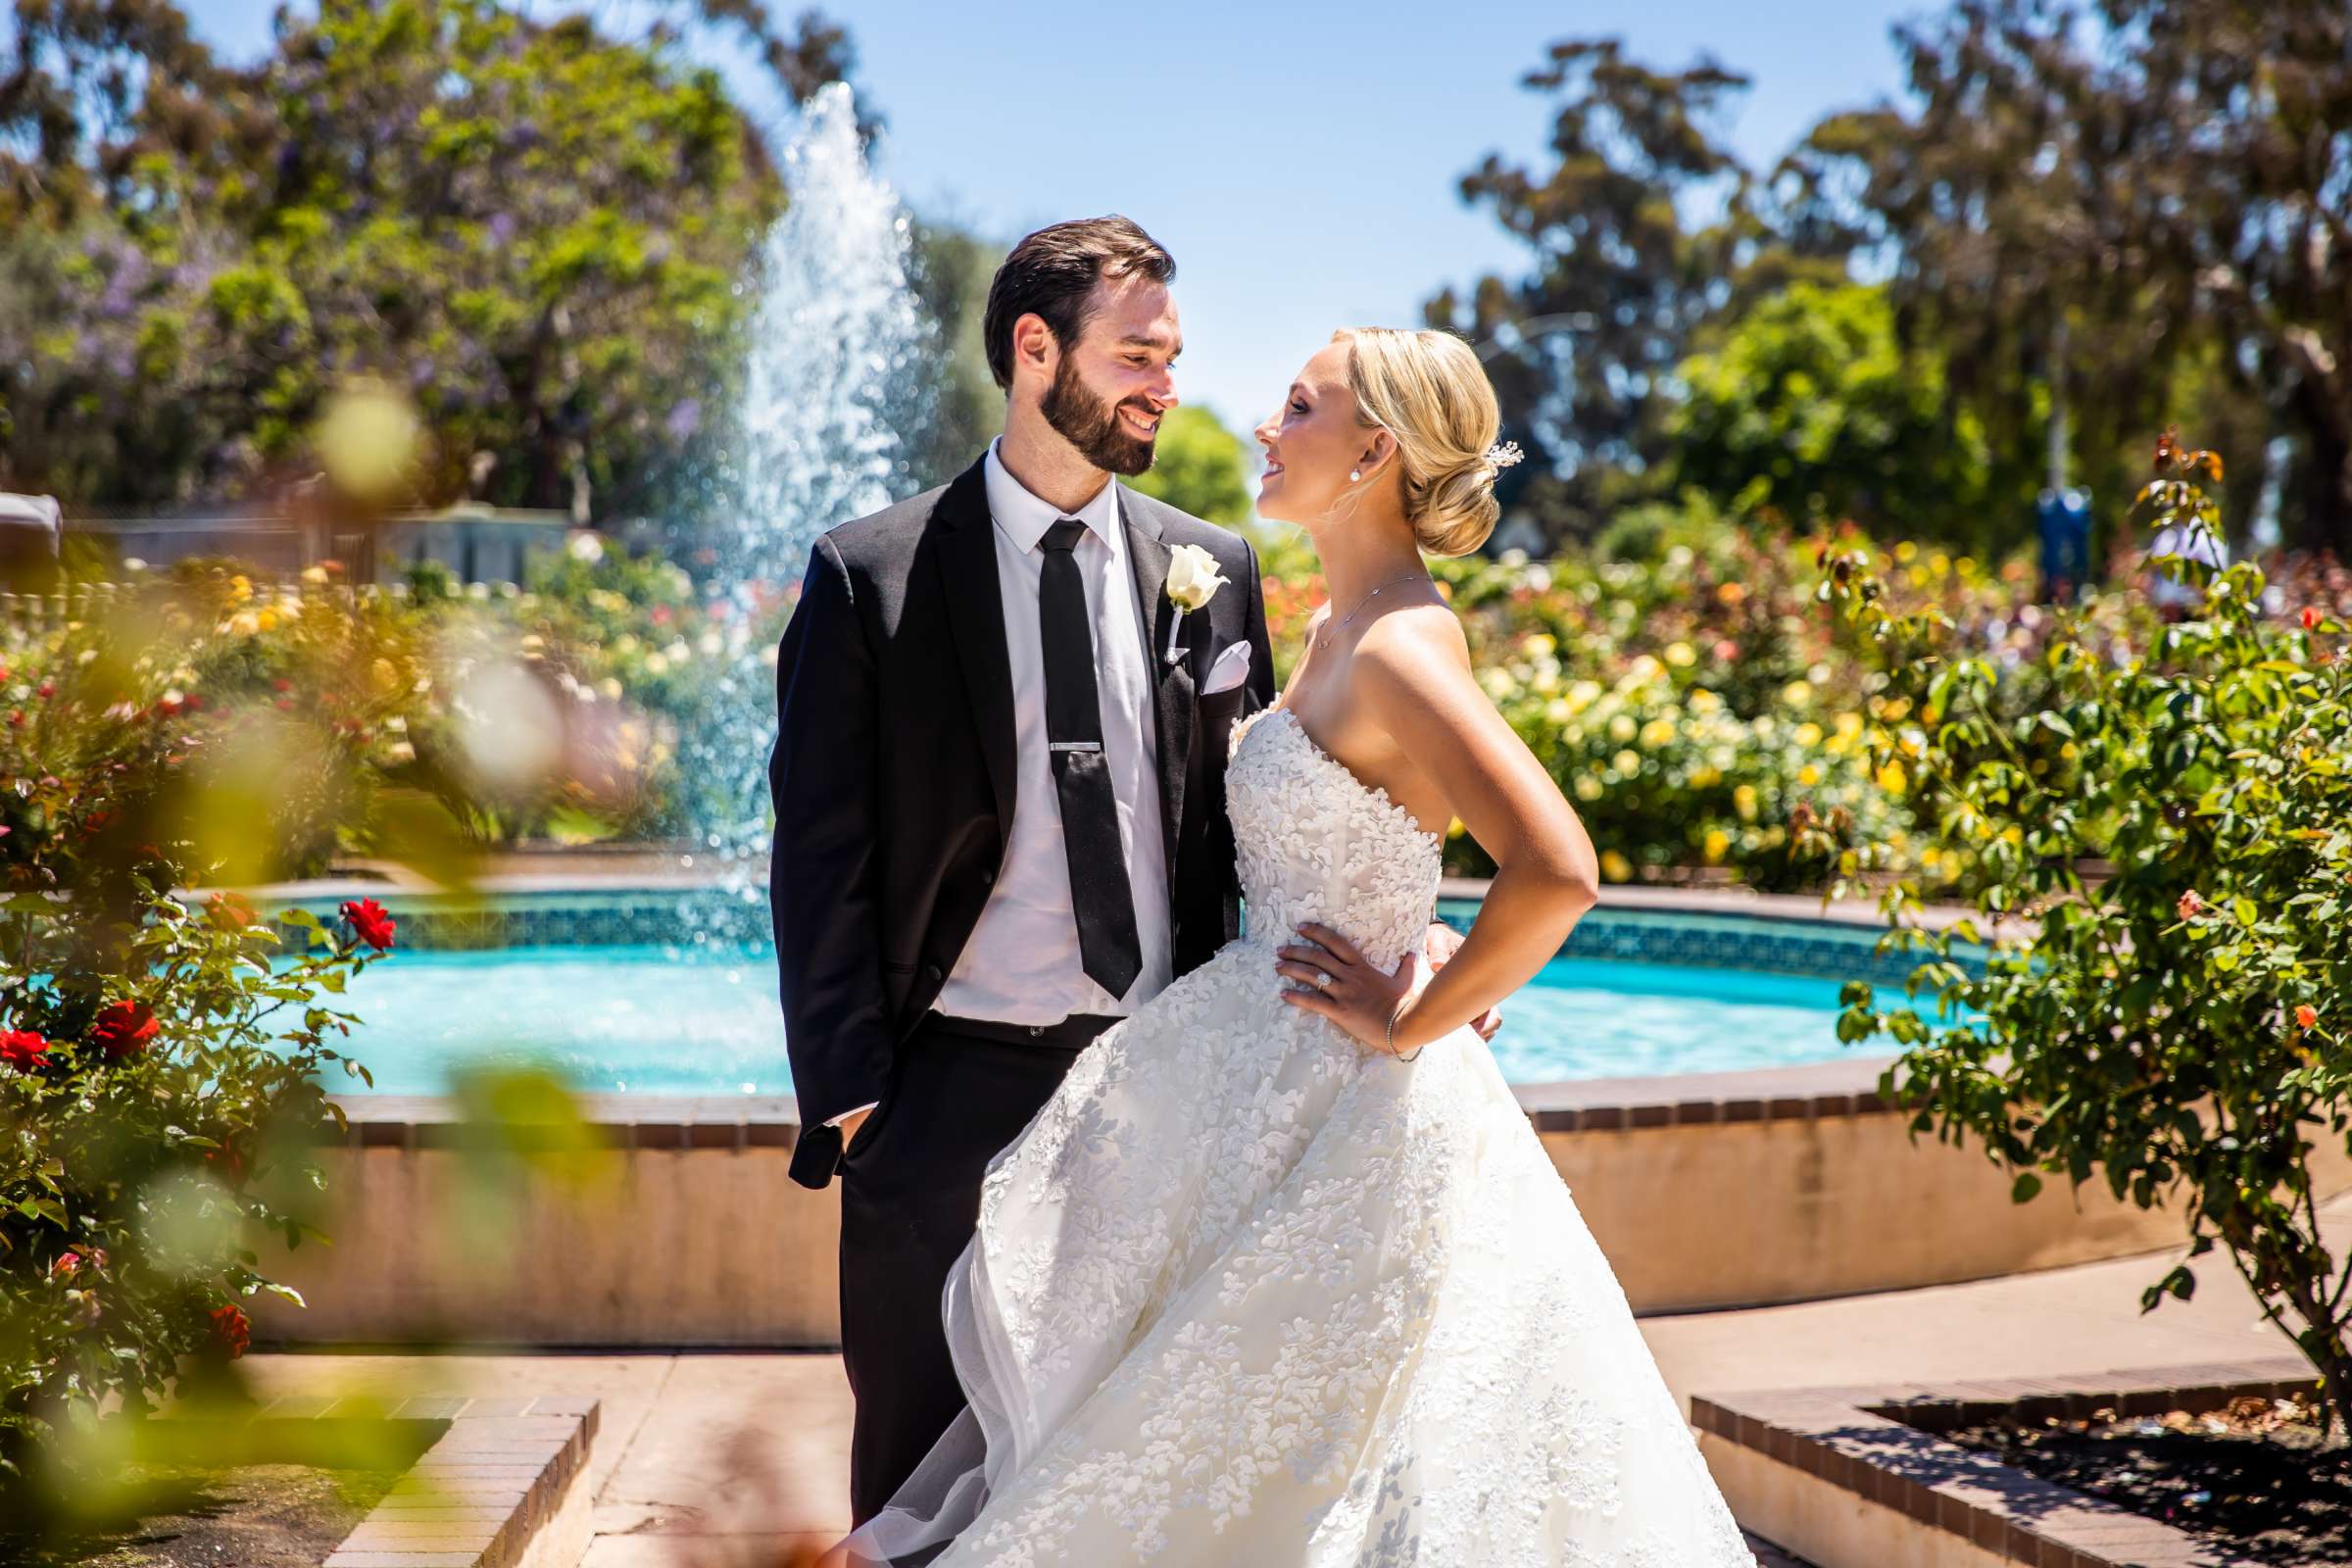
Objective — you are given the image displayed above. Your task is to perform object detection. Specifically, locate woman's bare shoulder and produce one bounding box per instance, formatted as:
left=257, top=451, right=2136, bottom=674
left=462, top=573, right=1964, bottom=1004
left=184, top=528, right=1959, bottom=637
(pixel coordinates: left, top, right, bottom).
left=1354, top=600, right=1470, bottom=681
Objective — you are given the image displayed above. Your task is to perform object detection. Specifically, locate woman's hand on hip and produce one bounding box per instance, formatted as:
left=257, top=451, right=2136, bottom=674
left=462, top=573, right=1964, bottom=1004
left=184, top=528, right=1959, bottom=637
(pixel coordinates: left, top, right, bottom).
left=1275, top=922, right=1428, bottom=1055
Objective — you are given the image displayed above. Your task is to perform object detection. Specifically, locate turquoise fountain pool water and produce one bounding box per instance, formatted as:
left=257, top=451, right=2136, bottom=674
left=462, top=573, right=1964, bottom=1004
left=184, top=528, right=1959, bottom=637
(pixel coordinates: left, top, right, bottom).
left=321, top=942, right=1874, bottom=1096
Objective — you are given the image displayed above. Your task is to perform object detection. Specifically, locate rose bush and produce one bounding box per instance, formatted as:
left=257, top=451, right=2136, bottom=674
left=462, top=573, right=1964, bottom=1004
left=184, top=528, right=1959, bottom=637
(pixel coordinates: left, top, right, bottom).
left=1821, top=435, right=2352, bottom=1436
left=0, top=578, right=397, bottom=1518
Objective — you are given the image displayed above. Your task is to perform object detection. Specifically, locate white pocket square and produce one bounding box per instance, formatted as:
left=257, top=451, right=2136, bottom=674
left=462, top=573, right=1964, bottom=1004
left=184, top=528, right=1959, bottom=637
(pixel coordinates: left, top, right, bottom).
left=1201, top=641, right=1251, bottom=695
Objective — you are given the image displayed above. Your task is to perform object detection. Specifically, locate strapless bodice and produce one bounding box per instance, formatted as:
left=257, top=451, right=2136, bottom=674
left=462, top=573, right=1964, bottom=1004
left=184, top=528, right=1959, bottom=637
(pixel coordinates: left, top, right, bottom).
left=1223, top=706, right=1443, bottom=971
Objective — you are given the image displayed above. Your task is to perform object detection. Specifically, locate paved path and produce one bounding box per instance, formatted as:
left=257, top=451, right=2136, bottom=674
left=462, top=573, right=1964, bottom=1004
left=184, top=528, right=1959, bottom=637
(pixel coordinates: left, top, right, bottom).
left=239, top=1194, right=2346, bottom=1564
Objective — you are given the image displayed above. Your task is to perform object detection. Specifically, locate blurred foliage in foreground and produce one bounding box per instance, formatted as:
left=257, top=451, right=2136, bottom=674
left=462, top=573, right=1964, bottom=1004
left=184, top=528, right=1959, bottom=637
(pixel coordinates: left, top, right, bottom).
left=0, top=561, right=627, bottom=1537
left=0, top=573, right=415, bottom=1526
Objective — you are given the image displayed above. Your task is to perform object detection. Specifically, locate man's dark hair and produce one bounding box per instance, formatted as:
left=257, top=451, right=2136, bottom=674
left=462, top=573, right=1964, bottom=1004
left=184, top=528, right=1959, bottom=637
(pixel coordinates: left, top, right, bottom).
left=982, top=216, right=1175, bottom=390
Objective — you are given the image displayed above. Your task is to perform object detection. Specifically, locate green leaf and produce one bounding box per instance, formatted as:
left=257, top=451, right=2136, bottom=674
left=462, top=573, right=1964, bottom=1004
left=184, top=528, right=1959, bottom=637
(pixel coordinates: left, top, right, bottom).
left=2010, top=1172, right=2043, bottom=1204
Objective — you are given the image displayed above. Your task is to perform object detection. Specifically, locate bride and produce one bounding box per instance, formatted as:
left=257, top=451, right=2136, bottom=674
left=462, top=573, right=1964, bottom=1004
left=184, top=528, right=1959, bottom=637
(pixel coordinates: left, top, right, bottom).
left=840, top=328, right=1753, bottom=1565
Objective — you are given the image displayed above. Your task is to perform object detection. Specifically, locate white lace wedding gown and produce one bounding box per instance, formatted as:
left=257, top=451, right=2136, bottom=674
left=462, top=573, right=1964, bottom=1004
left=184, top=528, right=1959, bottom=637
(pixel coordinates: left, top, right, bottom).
left=845, top=706, right=1753, bottom=1566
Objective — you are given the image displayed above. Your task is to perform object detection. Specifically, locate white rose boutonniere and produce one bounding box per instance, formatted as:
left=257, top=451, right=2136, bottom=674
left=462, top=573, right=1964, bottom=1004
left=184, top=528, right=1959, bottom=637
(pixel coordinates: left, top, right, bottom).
left=1161, top=543, right=1228, bottom=664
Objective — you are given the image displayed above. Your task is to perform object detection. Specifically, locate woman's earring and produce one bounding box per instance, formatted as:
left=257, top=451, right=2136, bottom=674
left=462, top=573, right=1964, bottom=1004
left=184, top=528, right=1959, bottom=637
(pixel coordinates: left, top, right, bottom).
left=1349, top=468, right=1362, bottom=483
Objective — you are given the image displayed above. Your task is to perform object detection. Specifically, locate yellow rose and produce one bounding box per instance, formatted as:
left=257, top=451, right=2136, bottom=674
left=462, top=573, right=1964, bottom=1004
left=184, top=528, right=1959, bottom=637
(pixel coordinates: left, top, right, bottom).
left=1165, top=544, right=1228, bottom=612
left=1599, top=849, right=1634, bottom=883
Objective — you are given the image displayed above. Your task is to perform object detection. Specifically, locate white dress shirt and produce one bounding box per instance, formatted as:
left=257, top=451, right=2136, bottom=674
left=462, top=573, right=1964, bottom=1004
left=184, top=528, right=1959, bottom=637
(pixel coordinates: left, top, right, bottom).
left=936, top=441, right=1173, bottom=1021
left=826, top=445, right=1176, bottom=1127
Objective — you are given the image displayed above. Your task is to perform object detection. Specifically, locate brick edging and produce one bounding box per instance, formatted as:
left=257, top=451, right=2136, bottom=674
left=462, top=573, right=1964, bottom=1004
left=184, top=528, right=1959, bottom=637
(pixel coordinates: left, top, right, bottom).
left=324, top=1054, right=1911, bottom=1152
left=322, top=1394, right=596, bottom=1568
left=1692, top=1357, right=2315, bottom=1567
left=155, top=1393, right=600, bottom=1568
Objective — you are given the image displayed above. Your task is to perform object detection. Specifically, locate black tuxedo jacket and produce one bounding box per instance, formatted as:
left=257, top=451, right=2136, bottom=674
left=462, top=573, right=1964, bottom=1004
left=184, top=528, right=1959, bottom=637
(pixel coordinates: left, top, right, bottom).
left=769, top=455, right=1277, bottom=1188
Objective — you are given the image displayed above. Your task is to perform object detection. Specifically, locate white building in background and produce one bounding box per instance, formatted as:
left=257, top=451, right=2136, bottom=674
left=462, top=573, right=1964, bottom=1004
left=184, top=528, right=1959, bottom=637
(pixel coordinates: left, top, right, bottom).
left=0, top=492, right=63, bottom=589
left=57, top=497, right=572, bottom=586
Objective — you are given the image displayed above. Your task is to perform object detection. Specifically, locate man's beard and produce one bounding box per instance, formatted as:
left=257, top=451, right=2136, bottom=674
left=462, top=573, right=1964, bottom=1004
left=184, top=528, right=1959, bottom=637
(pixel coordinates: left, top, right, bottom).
left=1042, top=356, right=1158, bottom=476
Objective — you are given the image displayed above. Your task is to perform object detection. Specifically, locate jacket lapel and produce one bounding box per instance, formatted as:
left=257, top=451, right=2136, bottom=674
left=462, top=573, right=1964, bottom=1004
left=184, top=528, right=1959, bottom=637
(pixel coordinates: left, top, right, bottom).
left=1121, top=490, right=1192, bottom=879
left=935, top=459, right=1017, bottom=851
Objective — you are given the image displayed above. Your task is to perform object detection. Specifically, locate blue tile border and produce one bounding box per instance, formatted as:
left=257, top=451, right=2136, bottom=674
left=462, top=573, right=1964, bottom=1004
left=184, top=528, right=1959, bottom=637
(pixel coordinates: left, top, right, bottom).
left=272, top=886, right=1981, bottom=989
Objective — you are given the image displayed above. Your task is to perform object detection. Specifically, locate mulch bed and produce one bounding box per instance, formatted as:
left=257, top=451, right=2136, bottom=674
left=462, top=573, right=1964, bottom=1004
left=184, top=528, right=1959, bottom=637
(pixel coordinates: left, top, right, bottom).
left=17, top=1460, right=404, bottom=1568
left=1943, top=1392, right=2352, bottom=1567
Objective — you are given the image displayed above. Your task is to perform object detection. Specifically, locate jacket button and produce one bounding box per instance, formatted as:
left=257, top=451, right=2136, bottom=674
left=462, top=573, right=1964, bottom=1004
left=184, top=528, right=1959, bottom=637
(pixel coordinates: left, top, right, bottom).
left=923, top=962, right=942, bottom=981
left=981, top=868, right=995, bottom=886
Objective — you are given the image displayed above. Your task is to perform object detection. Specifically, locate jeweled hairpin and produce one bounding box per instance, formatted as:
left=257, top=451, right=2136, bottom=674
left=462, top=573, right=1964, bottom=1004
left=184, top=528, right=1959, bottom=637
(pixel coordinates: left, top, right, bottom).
left=1485, top=440, right=1525, bottom=470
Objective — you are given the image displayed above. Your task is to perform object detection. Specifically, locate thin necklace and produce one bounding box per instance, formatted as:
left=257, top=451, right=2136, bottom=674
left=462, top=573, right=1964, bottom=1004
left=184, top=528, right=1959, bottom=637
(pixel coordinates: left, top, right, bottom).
left=1334, top=571, right=1433, bottom=629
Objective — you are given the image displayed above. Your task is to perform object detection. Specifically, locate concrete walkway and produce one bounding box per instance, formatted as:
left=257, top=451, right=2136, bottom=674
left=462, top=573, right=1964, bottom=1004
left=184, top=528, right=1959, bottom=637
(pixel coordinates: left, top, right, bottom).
left=238, top=1194, right=2347, bottom=1564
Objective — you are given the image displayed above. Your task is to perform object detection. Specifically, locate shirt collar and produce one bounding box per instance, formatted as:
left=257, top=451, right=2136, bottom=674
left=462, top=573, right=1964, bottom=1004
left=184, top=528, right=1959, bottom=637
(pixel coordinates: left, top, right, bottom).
left=984, top=438, right=1121, bottom=555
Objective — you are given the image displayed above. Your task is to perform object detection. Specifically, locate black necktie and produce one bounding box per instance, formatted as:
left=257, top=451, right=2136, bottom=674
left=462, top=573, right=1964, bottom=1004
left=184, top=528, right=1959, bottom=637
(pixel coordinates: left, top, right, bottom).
left=1038, top=519, right=1144, bottom=1000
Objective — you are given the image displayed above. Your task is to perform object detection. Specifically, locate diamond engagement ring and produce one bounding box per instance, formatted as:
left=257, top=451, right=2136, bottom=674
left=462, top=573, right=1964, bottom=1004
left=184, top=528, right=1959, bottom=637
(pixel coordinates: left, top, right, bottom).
left=1313, top=970, right=1333, bottom=991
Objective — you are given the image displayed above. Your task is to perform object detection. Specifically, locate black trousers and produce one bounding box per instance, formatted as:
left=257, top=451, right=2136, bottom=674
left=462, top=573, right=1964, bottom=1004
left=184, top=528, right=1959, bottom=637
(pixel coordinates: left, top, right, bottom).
left=838, top=1011, right=1116, bottom=1527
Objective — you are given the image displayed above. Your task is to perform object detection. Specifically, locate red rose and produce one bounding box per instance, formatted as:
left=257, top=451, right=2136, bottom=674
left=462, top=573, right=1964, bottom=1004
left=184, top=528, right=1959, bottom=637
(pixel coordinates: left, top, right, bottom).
left=340, top=897, right=397, bottom=951
left=1, top=1029, right=49, bottom=1070
left=91, top=1000, right=157, bottom=1059
left=210, top=1302, right=250, bottom=1359
left=2304, top=607, right=2324, bottom=631
left=205, top=1144, right=248, bottom=1186
left=2296, top=1004, right=2320, bottom=1031
left=206, top=891, right=257, bottom=931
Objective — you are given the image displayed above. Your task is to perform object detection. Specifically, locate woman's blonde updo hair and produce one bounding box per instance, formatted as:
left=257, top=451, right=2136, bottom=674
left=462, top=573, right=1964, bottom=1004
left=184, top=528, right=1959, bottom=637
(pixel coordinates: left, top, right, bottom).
left=1332, top=326, right=1505, bottom=557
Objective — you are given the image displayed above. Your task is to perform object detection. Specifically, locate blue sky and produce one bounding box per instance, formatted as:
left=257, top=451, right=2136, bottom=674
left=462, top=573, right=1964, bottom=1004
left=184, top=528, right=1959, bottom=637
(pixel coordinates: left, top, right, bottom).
left=179, top=0, right=1926, bottom=432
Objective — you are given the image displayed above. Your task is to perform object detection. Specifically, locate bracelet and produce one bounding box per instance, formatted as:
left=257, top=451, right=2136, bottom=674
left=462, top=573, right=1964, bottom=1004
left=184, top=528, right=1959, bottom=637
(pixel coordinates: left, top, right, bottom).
left=1387, top=1001, right=1424, bottom=1063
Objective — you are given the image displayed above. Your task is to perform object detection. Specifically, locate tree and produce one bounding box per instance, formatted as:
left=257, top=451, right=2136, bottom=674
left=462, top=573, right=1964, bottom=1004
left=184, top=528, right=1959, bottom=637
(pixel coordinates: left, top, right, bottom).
left=1129, top=406, right=1253, bottom=526
left=1669, top=280, right=2001, bottom=545
left=2108, top=0, right=2352, bottom=555
left=1785, top=0, right=2352, bottom=555
left=1425, top=39, right=1756, bottom=545
left=0, top=0, right=852, bottom=515
left=903, top=219, right=1004, bottom=489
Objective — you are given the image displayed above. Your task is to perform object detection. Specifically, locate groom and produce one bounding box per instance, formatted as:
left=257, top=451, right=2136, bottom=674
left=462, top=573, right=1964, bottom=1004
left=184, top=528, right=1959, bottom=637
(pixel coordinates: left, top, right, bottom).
left=770, top=216, right=1271, bottom=1521
left=769, top=216, right=1479, bottom=1524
